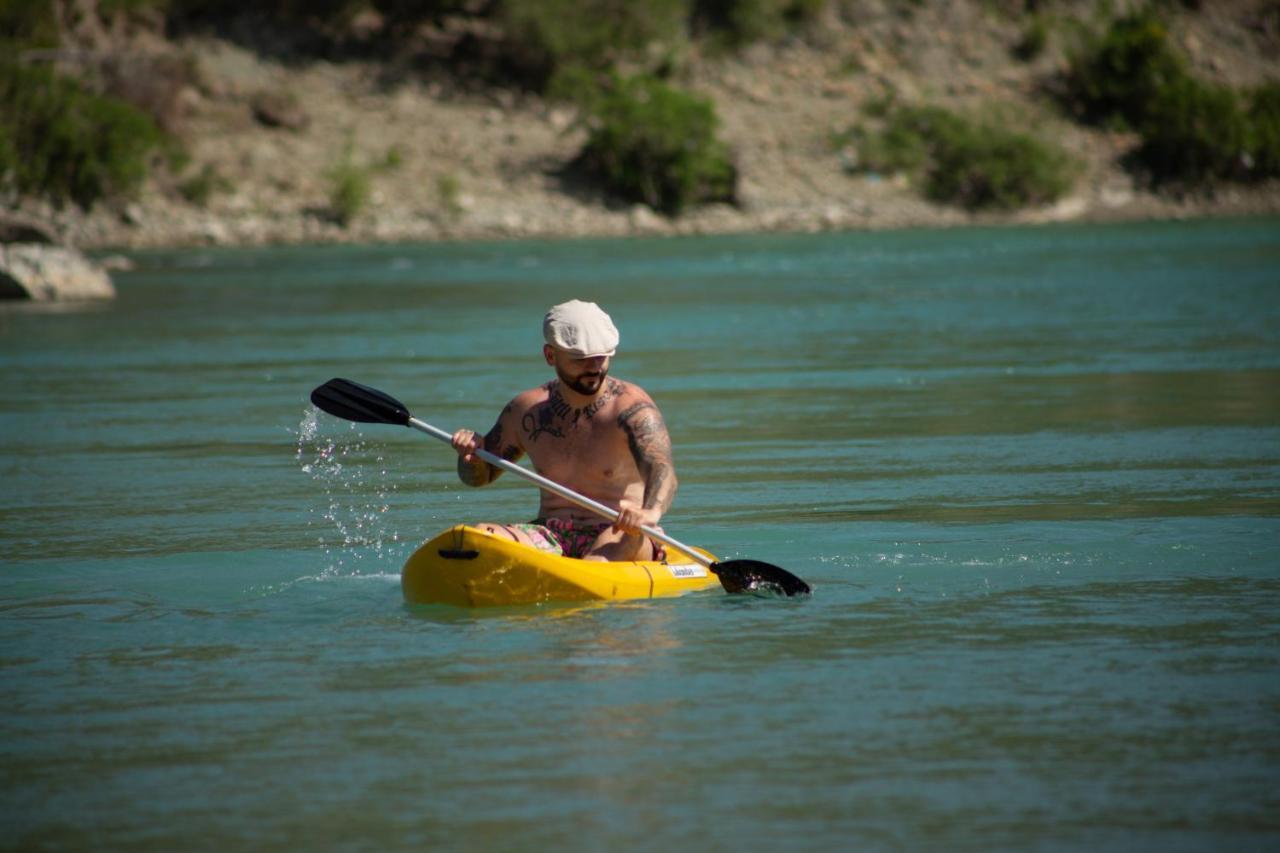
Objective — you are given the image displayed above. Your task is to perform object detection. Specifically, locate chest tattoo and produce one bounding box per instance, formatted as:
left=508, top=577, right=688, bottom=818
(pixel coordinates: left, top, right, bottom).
left=523, top=405, right=566, bottom=442
left=526, top=380, right=622, bottom=442
left=576, top=380, right=621, bottom=422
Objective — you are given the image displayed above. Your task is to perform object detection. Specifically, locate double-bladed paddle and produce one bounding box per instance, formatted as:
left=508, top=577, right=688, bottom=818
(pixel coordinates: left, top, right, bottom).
left=309, top=377, right=811, bottom=597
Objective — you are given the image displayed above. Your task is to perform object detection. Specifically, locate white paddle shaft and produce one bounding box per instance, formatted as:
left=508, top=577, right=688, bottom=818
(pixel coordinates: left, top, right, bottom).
left=407, top=416, right=713, bottom=569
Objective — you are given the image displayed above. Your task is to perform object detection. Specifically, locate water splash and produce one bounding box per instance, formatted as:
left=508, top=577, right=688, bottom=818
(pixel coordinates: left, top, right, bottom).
left=294, top=407, right=404, bottom=576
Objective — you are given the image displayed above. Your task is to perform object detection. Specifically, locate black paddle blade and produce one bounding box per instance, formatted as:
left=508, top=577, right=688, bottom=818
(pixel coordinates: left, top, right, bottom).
left=310, top=378, right=411, bottom=426
left=711, top=559, right=811, bottom=597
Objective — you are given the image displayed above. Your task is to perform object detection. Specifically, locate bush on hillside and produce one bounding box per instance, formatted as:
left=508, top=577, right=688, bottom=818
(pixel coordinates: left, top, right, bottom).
left=327, top=158, right=370, bottom=226
left=691, top=0, right=825, bottom=49
left=165, top=0, right=367, bottom=30
left=0, top=123, right=19, bottom=195
left=178, top=163, right=233, bottom=206
left=1063, top=10, right=1280, bottom=189
left=500, top=0, right=687, bottom=92
left=1063, top=11, right=1188, bottom=128
left=1246, top=83, right=1280, bottom=179
left=0, top=0, right=59, bottom=48
left=927, top=124, right=1074, bottom=210
left=574, top=73, right=737, bottom=215
left=1012, top=15, right=1048, bottom=62
left=31, top=0, right=826, bottom=95
left=322, top=140, right=405, bottom=226
left=841, top=105, right=1075, bottom=211
left=845, top=105, right=962, bottom=176
left=1130, top=75, right=1249, bottom=186
left=368, top=0, right=470, bottom=36
left=0, top=61, right=168, bottom=208
left=161, top=0, right=823, bottom=65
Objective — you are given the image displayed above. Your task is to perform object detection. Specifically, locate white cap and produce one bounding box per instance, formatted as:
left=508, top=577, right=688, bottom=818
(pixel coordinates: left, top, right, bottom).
left=543, top=300, right=619, bottom=357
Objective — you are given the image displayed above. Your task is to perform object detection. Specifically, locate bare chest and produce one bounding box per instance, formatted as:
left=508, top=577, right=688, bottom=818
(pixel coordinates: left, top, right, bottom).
left=518, top=403, right=636, bottom=488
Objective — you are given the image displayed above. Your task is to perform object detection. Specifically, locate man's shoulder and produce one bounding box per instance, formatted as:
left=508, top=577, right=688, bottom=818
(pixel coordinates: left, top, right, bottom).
left=610, top=380, right=663, bottom=425
left=505, top=382, right=554, bottom=413
left=610, top=378, right=654, bottom=405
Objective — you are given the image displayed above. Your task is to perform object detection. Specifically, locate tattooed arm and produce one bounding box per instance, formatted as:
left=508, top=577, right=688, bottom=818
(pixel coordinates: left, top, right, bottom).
left=452, top=402, right=524, bottom=487
left=617, top=399, right=678, bottom=527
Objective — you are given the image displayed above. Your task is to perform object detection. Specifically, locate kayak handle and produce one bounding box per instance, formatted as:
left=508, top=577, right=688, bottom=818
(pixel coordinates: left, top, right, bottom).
left=438, top=548, right=480, bottom=560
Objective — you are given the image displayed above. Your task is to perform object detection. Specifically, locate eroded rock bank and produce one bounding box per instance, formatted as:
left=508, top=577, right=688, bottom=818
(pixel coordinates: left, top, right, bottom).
left=0, top=215, right=116, bottom=302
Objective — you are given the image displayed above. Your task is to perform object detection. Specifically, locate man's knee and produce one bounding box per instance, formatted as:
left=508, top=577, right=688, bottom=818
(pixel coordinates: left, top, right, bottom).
left=585, top=530, right=650, bottom=562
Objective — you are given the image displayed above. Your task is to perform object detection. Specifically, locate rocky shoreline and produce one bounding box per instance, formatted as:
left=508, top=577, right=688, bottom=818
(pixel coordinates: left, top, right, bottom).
left=24, top=171, right=1280, bottom=255
left=0, top=214, right=116, bottom=302
left=0, top=242, right=116, bottom=302
left=95, top=187, right=1280, bottom=251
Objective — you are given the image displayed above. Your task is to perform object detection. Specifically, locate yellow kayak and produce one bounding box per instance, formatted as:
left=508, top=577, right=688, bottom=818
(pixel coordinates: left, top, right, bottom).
left=401, top=524, right=722, bottom=607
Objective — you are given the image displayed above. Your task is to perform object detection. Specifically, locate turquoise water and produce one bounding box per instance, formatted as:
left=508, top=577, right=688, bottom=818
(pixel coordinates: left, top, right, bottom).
left=3, top=218, right=1279, bottom=850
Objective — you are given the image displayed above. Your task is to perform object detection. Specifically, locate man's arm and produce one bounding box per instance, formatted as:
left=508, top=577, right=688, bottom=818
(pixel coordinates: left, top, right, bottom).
left=453, top=403, right=524, bottom=486
left=618, top=399, right=678, bottom=524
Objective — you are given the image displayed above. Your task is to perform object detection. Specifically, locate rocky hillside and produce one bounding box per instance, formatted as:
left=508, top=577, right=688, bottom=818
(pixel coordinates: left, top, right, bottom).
left=18, top=1, right=1280, bottom=249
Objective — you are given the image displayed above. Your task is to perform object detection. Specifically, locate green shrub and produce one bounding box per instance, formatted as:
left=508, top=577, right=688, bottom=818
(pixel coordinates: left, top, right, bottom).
left=1130, top=78, right=1280, bottom=188
left=1246, top=83, right=1280, bottom=179
left=380, top=144, right=404, bottom=172
left=327, top=165, right=369, bottom=226
left=0, top=122, right=18, bottom=194
left=1062, top=10, right=1280, bottom=188
left=841, top=104, right=1075, bottom=211
left=847, top=105, right=964, bottom=175
left=500, top=0, right=687, bottom=91
left=436, top=174, right=463, bottom=219
left=178, top=163, right=233, bottom=206
left=926, top=120, right=1075, bottom=210
left=575, top=73, right=737, bottom=215
left=99, top=0, right=173, bottom=17
left=1064, top=11, right=1188, bottom=128
left=322, top=139, right=405, bottom=225
left=371, top=0, right=471, bottom=36
left=0, top=0, right=58, bottom=48
left=691, top=0, right=824, bottom=48
left=0, top=60, right=168, bottom=208
left=326, top=150, right=370, bottom=227
left=166, top=0, right=366, bottom=28
left=1131, top=75, right=1249, bottom=186
left=1013, top=15, right=1049, bottom=62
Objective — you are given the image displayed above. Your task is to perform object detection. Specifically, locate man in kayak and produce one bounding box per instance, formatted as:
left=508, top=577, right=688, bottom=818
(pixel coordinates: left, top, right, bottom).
left=450, top=300, right=676, bottom=562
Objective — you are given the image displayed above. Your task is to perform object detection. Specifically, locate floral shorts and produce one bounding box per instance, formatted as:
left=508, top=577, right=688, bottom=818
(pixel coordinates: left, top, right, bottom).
left=507, top=517, right=666, bottom=561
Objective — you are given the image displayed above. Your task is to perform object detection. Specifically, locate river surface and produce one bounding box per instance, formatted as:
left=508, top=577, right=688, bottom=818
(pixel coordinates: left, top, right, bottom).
left=3, top=218, right=1279, bottom=850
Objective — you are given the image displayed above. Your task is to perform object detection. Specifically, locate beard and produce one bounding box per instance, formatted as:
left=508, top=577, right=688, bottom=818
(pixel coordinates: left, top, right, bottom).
left=557, top=363, right=608, bottom=396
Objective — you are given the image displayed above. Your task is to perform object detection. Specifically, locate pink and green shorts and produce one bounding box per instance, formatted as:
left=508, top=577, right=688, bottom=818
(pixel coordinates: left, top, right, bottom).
left=506, top=517, right=666, bottom=561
